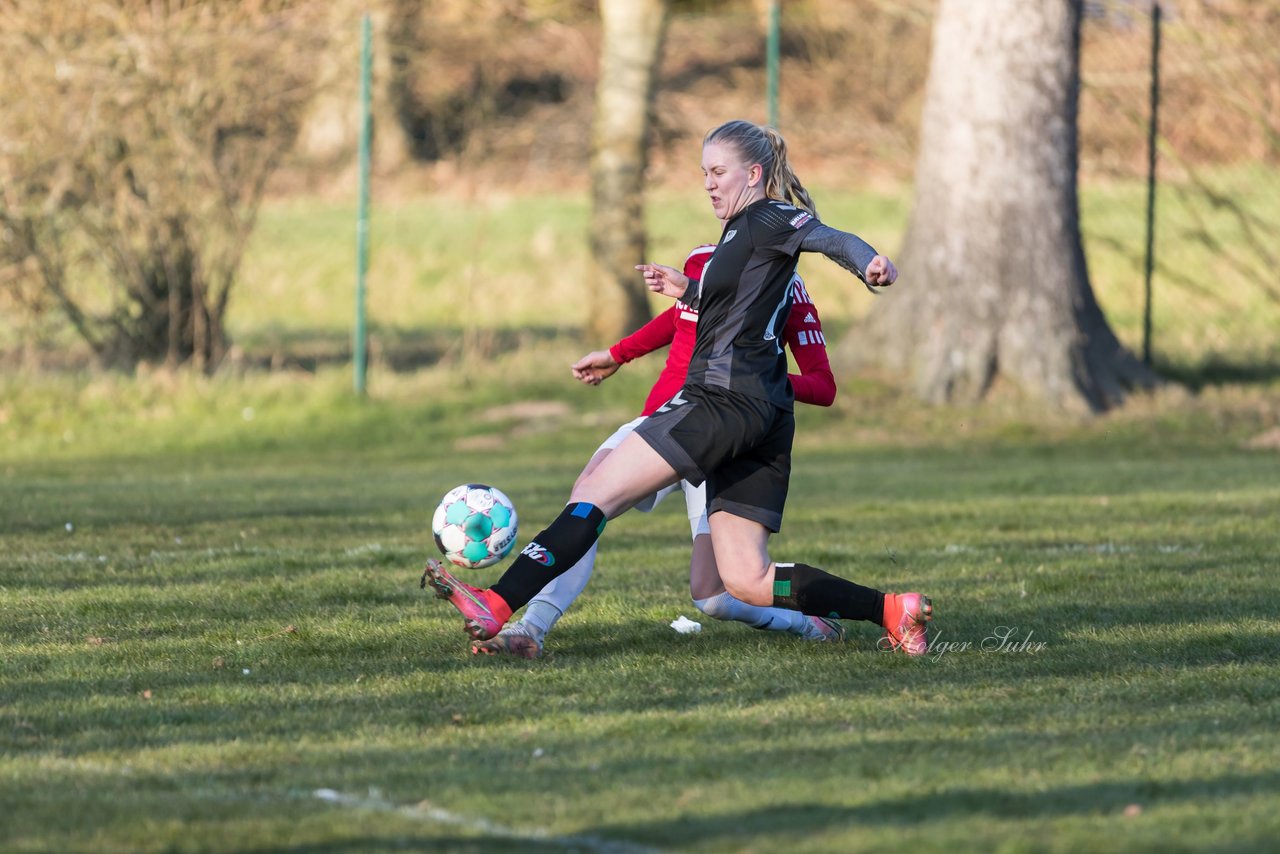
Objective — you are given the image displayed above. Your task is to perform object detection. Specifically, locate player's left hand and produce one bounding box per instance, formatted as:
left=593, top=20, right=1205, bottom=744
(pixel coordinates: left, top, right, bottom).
left=571, top=349, right=620, bottom=386
left=865, top=255, right=897, bottom=287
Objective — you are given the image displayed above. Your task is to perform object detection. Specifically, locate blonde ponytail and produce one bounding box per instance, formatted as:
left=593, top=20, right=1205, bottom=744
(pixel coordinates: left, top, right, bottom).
left=761, top=126, right=817, bottom=218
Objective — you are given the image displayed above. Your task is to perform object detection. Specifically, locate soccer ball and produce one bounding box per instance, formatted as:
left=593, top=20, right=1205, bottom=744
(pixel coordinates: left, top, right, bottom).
left=431, top=484, right=518, bottom=569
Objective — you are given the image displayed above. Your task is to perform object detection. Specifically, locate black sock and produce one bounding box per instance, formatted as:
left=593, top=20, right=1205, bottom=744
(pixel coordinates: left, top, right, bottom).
left=772, top=563, right=885, bottom=624
left=490, top=502, right=607, bottom=611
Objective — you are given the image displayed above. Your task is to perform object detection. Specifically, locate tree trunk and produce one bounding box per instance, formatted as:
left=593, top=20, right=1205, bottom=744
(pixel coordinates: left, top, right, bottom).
left=843, top=0, right=1156, bottom=413
left=587, top=0, right=668, bottom=343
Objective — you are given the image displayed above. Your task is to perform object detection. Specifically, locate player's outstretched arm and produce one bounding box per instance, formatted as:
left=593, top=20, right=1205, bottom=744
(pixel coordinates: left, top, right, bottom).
left=800, top=224, right=897, bottom=290
left=610, top=305, right=679, bottom=366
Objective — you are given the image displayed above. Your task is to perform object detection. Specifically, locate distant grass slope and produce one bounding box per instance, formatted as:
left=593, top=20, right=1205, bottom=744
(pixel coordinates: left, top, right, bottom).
left=3, top=362, right=1279, bottom=852
left=5, top=178, right=1276, bottom=379
left=227, top=177, right=1280, bottom=377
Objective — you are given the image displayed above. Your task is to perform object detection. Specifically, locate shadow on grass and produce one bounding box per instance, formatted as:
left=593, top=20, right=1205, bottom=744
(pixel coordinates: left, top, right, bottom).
left=602, top=770, right=1280, bottom=846
left=15, top=759, right=1278, bottom=853
left=232, top=324, right=575, bottom=374
left=240, top=840, right=588, bottom=854
left=1155, top=355, right=1280, bottom=391
left=9, top=598, right=1276, bottom=761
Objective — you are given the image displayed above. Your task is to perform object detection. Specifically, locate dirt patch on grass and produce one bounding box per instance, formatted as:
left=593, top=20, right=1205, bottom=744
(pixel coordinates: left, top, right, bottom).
left=454, top=400, right=575, bottom=451
left=478, top=400, right=572, bottom=423
left=1243, top=426, right=1280, bottom=451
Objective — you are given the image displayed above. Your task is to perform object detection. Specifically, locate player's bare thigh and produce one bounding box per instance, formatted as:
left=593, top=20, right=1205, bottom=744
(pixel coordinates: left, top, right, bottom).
left=568, top=431, right=680, bottom=518
left=707, top=510, right=775, bottom=606
left=572, top=448, right=612, bottom=492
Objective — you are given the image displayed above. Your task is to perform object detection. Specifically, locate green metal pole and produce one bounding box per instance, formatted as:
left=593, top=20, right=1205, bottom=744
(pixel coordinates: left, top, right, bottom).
left=766, top=0, right=779, bottom=127
left=354, top=13, right=372, bottom=396
left=1141, top=3, right=1161, bottom=367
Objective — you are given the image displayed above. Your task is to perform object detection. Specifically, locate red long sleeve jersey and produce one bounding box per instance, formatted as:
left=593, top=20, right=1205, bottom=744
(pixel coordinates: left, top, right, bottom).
left=609, top=245, right=836, bottom=417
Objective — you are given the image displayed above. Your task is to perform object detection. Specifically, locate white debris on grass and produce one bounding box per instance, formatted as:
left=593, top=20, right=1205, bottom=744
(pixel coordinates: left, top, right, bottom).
left=669, top=615, right=702, bottom=634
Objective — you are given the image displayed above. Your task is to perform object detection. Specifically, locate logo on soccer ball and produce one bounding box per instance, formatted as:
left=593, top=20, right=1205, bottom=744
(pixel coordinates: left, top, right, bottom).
left=431, top=484, right=518, bottom=569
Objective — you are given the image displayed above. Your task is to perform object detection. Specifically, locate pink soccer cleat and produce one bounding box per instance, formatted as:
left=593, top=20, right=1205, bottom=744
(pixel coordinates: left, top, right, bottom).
left=803, top=616, right=847, bottom=643
left=881, top=592, right=933, bottom=656
left=420, top=559, right=512, bottom=641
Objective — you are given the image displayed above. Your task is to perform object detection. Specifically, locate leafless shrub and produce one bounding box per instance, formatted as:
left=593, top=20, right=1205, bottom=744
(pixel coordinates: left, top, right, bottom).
left=0, top=1, right=331, bottom=370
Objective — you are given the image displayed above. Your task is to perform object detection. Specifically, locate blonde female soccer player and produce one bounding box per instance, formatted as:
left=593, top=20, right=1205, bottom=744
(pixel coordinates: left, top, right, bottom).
left=425, top=119, right=933, bottom=655
left=470, top=244, right=842, bottom=658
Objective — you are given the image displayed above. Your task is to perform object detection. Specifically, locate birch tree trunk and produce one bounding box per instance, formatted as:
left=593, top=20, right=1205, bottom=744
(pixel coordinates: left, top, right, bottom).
left=845, top=0, right=1155, bottom=413
left=587, top=0, right=668, bottom=343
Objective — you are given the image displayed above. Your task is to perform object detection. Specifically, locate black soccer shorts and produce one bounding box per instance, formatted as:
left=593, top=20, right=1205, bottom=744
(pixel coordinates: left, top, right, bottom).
left=633, top=384, right=793, bottom=532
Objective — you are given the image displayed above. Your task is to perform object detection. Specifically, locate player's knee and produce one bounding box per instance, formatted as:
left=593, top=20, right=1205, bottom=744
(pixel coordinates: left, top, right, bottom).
left=693, top=592, right=734, bottom=622
left=721, top=576, right=771, bottom=608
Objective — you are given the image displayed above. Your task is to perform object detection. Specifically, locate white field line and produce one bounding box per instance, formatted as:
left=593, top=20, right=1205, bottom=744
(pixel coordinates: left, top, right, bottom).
left=312, top=788, right=664, bottom=854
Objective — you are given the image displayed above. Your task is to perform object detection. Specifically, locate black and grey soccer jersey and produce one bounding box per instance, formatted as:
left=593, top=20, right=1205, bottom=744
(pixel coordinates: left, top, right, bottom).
left=684, top=198, right=821, bottom=410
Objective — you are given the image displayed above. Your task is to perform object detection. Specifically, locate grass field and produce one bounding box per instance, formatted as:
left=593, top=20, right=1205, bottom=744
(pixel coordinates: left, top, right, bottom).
left=3, top=345, right=1279, bottom=851
left=3, top=178, right=1280, bottom=851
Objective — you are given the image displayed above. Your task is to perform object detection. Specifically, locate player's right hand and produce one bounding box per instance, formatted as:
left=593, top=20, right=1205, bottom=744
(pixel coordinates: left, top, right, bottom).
left=635, top=263, right=689, bottom=299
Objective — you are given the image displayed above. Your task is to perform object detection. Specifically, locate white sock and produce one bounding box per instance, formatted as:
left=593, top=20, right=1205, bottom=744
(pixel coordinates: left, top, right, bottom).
left=693, top=592, right=813, bottom=636
left=518, top=541, right=599, bottom=636
left=519, top=602, right=558, bottom=637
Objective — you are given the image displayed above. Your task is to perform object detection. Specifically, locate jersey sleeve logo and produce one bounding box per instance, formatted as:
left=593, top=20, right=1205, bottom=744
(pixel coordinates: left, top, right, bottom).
left=789, top=212, right=813, bottom=229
